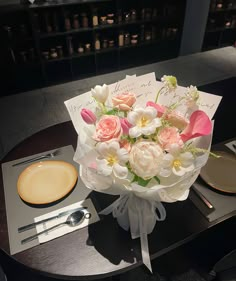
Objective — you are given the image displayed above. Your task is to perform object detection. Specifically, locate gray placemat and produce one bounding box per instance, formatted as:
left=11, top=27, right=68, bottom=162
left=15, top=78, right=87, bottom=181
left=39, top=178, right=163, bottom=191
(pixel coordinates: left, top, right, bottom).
left=189, top=178, right=236, bottom=222
left=1, top=145, right=93, bottom=255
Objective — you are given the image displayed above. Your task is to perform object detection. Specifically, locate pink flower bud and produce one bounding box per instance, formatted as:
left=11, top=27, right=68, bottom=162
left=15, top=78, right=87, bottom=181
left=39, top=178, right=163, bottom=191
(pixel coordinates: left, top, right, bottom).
left=146, top=101, right=166, bottom=117
left=81, top=108, right=96, bottom=124
left=120, top=118, right=132, bottom=135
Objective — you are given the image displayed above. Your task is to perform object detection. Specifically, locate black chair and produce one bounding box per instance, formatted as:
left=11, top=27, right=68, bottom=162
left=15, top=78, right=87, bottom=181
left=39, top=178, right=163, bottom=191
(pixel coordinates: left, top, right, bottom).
left=210, top=250, right=236, bottom=281
left=0, top=264, right=7, bottom=281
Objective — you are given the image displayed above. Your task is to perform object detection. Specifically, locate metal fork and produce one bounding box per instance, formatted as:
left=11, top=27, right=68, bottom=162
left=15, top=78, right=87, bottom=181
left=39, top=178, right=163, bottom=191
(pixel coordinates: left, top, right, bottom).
left=12, top=149, right=61, bottom=167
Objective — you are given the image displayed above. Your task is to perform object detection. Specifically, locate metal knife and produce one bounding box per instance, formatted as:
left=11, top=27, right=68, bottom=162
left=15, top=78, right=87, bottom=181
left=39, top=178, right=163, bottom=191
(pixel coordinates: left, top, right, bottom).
left=192, top=186, right=214, bottom=209
left=18, top=206, right=87, bottom=233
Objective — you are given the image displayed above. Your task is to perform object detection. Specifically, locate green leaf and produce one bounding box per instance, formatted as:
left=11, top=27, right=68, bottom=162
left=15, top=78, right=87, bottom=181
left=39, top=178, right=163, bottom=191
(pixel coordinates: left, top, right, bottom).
left=106, top=108, right=119, bottom=115
left=154, top=176, right=160, bottom=184
left=131, top=174, right=151, bottom=187
left=137, top=177, right=152, bottom=187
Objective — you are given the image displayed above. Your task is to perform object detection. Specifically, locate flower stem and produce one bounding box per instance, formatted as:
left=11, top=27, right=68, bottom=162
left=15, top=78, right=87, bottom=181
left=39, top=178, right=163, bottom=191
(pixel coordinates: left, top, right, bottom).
left=155, top=87, right=165, bottom=103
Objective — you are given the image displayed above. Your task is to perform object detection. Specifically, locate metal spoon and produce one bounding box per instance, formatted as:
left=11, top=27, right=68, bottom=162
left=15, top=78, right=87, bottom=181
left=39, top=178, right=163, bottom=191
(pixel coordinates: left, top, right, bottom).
left=21, top=210, right=91, bottom=244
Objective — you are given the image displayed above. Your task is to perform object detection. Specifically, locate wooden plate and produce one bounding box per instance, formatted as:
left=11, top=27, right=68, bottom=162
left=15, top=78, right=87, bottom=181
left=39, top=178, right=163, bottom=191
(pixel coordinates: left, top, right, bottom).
left=200, top=151, right=236, bottom=194
left=17, top=161, right=78, bottom=204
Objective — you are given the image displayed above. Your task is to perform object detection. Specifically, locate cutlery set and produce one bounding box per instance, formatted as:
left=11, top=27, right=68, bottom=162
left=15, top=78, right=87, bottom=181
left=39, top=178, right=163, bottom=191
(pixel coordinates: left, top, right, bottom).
left=12, top=149, right=61, bottom=167
left=19, top=207, right=91, bottom=244
left=13, top=149, right=93, bottom=244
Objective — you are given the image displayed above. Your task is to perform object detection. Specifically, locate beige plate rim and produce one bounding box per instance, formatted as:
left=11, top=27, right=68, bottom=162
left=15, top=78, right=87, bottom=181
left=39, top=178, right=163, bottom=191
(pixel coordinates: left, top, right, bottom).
left=17, top=160, right=78, bottom=205
left=200, top=150, right=236, bottom=194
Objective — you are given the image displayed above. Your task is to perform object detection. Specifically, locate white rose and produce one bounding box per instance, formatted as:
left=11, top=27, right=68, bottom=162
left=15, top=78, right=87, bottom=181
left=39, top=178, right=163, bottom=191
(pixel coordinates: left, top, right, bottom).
left=129, top=141, right=164, bottom=180
left=91, top=84, right=109, bottom=103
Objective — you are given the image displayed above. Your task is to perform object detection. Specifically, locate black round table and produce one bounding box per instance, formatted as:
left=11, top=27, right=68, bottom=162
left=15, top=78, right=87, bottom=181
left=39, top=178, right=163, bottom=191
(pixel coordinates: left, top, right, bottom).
left=0, top=121, right=235, bottom=280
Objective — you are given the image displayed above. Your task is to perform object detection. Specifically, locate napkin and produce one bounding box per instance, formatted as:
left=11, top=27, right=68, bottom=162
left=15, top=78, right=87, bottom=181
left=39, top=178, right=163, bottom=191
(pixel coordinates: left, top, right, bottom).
left=225, top=140, right=236, bottom=153
left=191, top=180, right=236, bottom=222
left=35, top=199, right=99, bottom=243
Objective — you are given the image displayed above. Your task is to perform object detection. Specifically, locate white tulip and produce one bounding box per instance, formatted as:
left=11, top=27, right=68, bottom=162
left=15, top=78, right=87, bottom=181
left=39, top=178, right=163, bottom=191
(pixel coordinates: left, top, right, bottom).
left=91, top=84, right=109, bottom=103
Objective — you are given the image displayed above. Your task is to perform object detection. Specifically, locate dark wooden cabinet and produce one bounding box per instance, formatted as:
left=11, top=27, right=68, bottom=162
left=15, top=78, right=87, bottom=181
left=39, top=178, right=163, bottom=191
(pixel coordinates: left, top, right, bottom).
left=0, top=0, right=186, bottom=96
left=202, top=0, right=236, bottom=51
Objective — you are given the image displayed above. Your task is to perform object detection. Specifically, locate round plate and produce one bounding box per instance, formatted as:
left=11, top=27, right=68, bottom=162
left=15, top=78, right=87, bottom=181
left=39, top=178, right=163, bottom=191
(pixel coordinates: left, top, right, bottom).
left=200, top=151, right=236, bottom=194
left=17, top=161, right=78, bottom=204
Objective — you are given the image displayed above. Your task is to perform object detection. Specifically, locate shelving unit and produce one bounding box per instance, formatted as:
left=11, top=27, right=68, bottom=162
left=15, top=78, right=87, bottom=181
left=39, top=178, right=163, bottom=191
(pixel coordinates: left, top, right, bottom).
left=0, top=0, right=186, bottom=96
left=202, top=0, right=236, bottom=51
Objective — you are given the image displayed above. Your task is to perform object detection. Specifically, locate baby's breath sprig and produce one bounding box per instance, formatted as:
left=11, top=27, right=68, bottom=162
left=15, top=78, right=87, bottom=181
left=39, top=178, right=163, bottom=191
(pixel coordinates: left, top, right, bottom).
left=184, top=145, right=220, bottom=158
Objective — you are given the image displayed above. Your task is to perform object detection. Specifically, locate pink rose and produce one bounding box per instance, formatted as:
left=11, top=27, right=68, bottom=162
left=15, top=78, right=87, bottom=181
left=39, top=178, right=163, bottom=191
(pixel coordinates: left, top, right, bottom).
left=120, top=118, right=132, bottom=135
left=93, top=115, right=123, bottom=142
left=165, top=111, right=189, bottom=130
left=146, top=101, right=166, bottom=117
left=81, top=108, right=96, bottom=124
left=112, top=92, right=136, bottom=111
left=158, top=127, right=183, bottom=151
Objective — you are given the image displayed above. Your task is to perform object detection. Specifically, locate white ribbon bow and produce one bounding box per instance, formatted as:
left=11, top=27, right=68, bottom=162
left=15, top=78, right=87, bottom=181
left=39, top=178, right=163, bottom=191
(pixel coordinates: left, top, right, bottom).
left=99, top=194, right=166, bottom=272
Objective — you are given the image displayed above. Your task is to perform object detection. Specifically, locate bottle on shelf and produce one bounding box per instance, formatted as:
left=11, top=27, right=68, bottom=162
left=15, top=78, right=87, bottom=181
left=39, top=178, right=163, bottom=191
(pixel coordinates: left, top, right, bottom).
left=73, top=14, right=80, bottom=29
left=232, top=15, right=236, bottom=27
left=52, top=12, right=59, bottom=32
left=92, top=8, right=99, bottom=27
left=78, top=44, right=84, bottom=54
left=145, top=30, right=152, bottom=41
left=107, top=13, right=114, bottom=24
left=108, top=39, right=114, bottom=48
left=64, top=13, right=71, bottom=31
left=145, top=8, right=152, bottom=20
left=81, top=13, right=89, bottom=28
left=140, top=24, right=145, bottom=41
left=124, top=32, right=130, bottom=45
left=44, top=12, right=53, bottom=33
left=85, top=43, right=91, bottom=52
left=210, top=0, right=216, bottom=11
left=19, top=51, right=27, bottom=63
left=100, top=16, right=107, bottom=25
left=56, top=46, right=63, bottom=58
left=208, top=17, right=216, bottom=29
left=151, top=26, right=157, bottom=40
left=226, top=0, right=233, bottom=9
left=124, top=12, right=130, bottom=22
left=141, top=8, right=145, bottom=20
left=50, top=48, right=58, bottom=59
left=225, top=16, right=232, bottom=28
left=33, top=13, right=41, bottom=33
left=102, top=39, right=108, bottom=49
left=152, top=8, right=158, bottom=19
left=19, top=24, right=29, bottom=39
left=68, top=36, right=74, bottom=55
left=42, top=51, right=49, bottom=60
left=131, top=34, right=138, bottom=45
left=29, top=48, right=35, bottom=62
left=117, top=9, right=122, bottom=23
left=4, top=26, right=13, bottom=42
left=95, top=34, right=101, bottom=50
left=118, top=31, right=124, bottom=47
left=215, top=0, right=223, bottom=10
left=130, top=9, right=137, bottom=21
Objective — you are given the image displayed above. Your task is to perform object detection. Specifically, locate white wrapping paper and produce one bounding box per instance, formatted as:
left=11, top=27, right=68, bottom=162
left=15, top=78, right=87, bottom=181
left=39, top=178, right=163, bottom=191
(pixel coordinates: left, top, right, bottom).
left=65, top=73, right=221, bottom=271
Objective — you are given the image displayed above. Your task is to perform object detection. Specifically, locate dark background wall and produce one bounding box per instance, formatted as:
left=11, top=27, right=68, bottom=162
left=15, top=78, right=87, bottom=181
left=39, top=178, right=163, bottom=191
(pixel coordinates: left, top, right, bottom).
left=0, top=0, right=20, bottom=5
left=180, top=0, right=211, bottom=55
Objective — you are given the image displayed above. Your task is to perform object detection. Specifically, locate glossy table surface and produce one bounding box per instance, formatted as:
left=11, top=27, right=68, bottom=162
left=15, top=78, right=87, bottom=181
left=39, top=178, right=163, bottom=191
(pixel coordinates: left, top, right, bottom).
left=0, top=121, right=234, bottom=280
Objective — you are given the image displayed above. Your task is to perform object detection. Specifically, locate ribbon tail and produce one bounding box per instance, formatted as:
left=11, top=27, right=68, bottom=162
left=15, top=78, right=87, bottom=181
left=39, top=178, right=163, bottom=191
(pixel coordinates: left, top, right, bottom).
left=139, top=208, right=152, bottom=273
left=152, top=202, right=166, bottom=221
left=99, top=194, right=129, bottom=216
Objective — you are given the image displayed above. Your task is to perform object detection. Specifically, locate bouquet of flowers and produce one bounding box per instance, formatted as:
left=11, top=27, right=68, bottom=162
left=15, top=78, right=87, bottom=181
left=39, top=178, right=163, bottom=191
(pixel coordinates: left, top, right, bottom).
left=65, top=73, right=221, bottom=271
